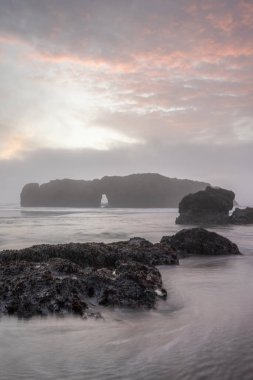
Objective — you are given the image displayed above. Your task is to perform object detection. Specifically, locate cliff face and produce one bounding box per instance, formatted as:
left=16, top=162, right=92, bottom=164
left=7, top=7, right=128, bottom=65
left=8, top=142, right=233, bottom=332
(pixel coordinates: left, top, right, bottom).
left=20, top=173, right=208, bottom=208
left=20, top=183, right=41, bottom=207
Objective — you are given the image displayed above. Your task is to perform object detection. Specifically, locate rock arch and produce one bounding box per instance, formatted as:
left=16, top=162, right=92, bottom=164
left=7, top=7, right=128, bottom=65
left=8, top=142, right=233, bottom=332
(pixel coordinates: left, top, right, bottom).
left=21, top=174, right=209, bottom=208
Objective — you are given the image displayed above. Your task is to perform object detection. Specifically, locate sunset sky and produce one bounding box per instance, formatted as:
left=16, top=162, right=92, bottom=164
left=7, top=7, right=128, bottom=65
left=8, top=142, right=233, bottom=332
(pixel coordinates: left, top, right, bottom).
left=0, top=0, right=252, bottom=203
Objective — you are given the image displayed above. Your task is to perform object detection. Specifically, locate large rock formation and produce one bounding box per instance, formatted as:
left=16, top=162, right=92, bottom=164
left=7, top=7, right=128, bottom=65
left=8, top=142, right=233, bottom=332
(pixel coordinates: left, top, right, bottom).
left=0, top=229, right=241, bottom=319
left=176, top=186, right=235, bottom=225
left=0, top=231, right=241, bottom=319
left=0, top=238, right=178, bottom=318
left=21, top=173, right=208, bottom=208
left=161, top=228, right=241, bottom=256
left=230, top=207, right=253, bottom=225
left=21, top=179, right=102, bottom=207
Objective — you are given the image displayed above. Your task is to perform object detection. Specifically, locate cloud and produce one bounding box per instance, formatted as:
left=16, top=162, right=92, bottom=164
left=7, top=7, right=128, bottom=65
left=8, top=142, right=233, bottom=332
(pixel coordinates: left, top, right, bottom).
left=0, top=0, right=252, bottom=203
left=0, top=133, right=32, bottom=160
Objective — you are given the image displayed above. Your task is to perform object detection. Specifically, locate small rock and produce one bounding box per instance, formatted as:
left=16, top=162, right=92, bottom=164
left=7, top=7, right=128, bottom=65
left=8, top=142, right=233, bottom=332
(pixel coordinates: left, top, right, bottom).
left=230, top=207, right=253, bottom=225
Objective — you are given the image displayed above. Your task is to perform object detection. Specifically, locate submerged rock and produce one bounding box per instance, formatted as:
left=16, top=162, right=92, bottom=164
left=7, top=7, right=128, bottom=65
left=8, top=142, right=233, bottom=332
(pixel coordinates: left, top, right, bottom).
left=176, top=186, right=235, bottom=225
left=230, top=207, right=253, bottom=225
left=0, top=238, right=178, bottom=319
left=161, top=228, right=241, bottom=256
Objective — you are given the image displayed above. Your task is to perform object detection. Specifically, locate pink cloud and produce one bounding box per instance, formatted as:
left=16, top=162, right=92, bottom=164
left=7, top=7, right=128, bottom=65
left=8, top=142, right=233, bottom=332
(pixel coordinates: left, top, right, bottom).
left=206, top=12, right=235, bottom=32
left=26, top=51, right=137, bottom=74
left=0, top=34, right=23, bottom=45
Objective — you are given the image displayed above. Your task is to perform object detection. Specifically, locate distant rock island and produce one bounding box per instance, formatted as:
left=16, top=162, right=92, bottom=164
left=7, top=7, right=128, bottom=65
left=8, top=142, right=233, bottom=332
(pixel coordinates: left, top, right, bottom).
left=20, top=173, right=208, bottom=208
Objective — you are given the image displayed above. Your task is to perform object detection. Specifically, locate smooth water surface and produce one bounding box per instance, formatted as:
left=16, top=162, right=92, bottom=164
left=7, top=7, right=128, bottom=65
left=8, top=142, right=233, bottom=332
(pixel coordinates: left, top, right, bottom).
left=0, top=204, right=253, bottom=380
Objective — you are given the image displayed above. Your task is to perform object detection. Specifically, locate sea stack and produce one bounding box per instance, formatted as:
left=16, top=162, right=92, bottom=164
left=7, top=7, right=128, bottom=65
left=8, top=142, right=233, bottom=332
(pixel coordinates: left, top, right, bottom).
left=176, top=186, right=235, bottom=225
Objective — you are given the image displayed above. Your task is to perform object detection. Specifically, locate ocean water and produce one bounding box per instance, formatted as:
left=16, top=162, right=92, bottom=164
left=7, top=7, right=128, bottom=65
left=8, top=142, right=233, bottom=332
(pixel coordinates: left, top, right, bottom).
left=0, top=203, right=253, bottom=380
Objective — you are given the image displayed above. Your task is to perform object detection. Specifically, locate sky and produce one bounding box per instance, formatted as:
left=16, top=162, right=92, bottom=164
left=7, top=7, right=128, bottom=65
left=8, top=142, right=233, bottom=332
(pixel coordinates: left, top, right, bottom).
left=0, top=0, right=252, bottom=204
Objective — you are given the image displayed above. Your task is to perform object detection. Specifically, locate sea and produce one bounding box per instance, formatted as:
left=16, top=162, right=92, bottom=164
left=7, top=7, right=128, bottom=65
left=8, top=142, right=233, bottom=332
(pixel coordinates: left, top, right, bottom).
left=0, top=203, right=253, bottom=380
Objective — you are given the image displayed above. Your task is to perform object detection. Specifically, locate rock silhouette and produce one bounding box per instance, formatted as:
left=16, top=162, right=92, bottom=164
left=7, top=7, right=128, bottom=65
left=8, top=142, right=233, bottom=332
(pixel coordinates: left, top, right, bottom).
left=176, top=186, right=235, bottom=225
left=21, top=173, right=208, bottom=208
left=21, top=179, right=101, bottom=207
left=230, top=207, right=253, bottom=225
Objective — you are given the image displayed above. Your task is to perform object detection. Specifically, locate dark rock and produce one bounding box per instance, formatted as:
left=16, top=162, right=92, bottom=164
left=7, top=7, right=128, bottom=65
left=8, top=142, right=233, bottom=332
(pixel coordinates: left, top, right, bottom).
left=0, top=238, right=178, bottom=319
left=21, top=173, right=208, bottom=208
left=87, top=262, right=163, bottom=308
left=176, top=186, right=235, bottom=225
left=161, top=228, right=241, bottom=256
left=230, top=207, right=253, bottom=225
left=21, top=179, right=102, bottom=207
left=0, top=237, right=179, bottom=267
left=0, top=260, right=89, bottom=318
left=107, top=237, right=179, bottom=266
left=100, top=174, right=208, bottom=208
left=20, top=183, right=40, bottom=206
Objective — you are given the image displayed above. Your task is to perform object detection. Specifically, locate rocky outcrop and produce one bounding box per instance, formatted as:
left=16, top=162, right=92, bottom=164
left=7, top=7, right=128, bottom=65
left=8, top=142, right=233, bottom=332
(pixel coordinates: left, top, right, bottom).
left=20, top=173, right=208, bottom=208
left=0, top=238, right=179, bottom=267
left=21, top=179, right=102, bottom=207
left=230, top=207, right=253, bottom=225
left=0, top=231, right=241, bottom=319
left=161, top=228, right=241, bottom=256
left=0, top=238, right=178, bottom=318
left=176, top=186, right=235, bottom=225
